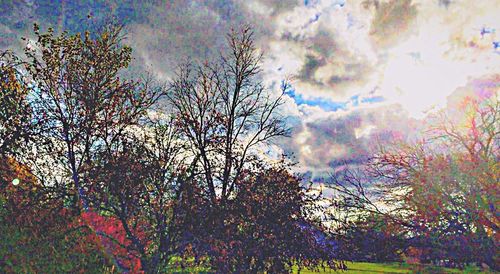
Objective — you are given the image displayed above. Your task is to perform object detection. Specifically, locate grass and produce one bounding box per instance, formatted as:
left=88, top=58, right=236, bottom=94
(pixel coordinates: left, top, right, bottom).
left=293, top=262, right=489, bottom=274
left=162, top=258, right=491, bottom=273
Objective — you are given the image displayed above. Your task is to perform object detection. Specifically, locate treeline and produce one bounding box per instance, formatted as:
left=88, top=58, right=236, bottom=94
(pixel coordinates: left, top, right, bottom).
left=0, top=24, right=341, bottom=273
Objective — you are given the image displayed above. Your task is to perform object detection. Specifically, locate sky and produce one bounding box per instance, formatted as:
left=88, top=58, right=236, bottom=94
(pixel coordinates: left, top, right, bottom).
left=1, top=0, right=499, bottom=180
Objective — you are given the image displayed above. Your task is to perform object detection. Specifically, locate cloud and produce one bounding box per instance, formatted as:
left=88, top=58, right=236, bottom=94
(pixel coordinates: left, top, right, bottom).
left=375, top=0, right=500, bottom=118
left=443, top=74, right=499, bottom=121
left=280, top=103, right=419, bottom=178
left=260, top=0, right=499, bottom=118
left=258, top=0, right=383, bottom=110
left=240, top=0, right=299, bottom=16
left=282, top=73, right=498, bottom=180
left=125, top=0, right=298, bottom=80
left=0, top=1, right=267, bottom=80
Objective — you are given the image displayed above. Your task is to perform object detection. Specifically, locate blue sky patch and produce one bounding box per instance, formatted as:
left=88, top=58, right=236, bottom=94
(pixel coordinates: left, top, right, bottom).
left=285, top=88, right=384, bottom=112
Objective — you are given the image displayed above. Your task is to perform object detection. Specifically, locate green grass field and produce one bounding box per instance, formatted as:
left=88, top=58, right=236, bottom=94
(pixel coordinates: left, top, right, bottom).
left=165, top=259, right=490, bottom=273
left=293, top=262, right=489, bottom=274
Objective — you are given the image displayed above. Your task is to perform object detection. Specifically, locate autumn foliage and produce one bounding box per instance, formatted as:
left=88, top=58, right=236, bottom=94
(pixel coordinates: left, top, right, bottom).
left=0, top=157, right=114, bottom=272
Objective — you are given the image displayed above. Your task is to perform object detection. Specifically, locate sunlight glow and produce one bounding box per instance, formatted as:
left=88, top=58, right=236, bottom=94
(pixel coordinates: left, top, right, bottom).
left=381, top=35, right=459, bottom=118
left=378, top=10, right=499, bottom=119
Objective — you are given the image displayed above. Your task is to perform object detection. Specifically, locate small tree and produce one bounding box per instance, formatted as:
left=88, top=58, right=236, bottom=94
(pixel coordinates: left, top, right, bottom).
left=86, top=117, right=195, bottom=272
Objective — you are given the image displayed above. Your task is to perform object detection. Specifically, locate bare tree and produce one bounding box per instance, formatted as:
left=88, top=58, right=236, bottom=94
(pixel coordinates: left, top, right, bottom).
left=168, top=26, right=289, bottom=206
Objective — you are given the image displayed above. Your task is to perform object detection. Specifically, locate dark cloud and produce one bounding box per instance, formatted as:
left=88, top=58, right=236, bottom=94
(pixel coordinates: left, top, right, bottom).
left=299, top=54, right=326, bottom=82
left=367, top=0, right=418, bottom=47
left=438, top=0, right=452, bottom=8
left=0, top=0, right=173, bottom=71
left=272, top=3, right=379, bottom=101
left=296, top=46, right=375, bottom=99
left=0, top=0, right=285, bottom=79
left=308, top=30, right=338, bottom=57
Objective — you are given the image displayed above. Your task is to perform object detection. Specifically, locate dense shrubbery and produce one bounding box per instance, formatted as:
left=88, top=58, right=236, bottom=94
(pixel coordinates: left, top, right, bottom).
left=335, top=214, right=407, bottom=263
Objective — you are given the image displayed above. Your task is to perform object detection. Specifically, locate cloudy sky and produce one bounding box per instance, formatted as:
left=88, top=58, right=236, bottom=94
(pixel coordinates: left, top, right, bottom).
left=1, top=0, right=499, bottom=179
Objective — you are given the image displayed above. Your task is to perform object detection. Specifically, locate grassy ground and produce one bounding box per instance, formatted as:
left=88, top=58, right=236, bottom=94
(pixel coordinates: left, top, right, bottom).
left=293, top=262, right=489, bottom=273
left=165, top=259, right=490, bottom=273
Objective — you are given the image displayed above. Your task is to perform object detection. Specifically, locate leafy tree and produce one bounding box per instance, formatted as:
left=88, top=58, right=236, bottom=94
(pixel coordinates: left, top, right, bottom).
left=22, top=23, right=162, bottom=211
left=227, top=166, right=343, bottom=273
left=0, top=51, right=32, bottom=157
left=16, top=24, right=204, bottom=273
left=1, top=51, right=110, bottom=272
left=10, top=23, right=164, bottom=272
